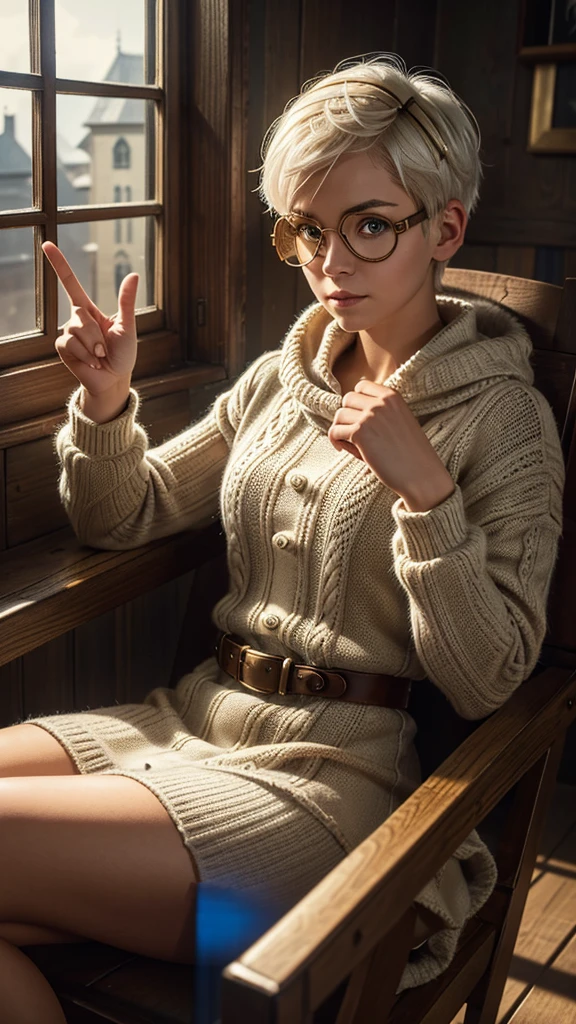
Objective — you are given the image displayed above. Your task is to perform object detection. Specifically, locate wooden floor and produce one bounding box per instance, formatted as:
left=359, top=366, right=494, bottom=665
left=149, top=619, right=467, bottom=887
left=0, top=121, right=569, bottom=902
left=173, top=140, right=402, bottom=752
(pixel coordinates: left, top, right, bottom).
left=452, top=782, right=576, bottom=1024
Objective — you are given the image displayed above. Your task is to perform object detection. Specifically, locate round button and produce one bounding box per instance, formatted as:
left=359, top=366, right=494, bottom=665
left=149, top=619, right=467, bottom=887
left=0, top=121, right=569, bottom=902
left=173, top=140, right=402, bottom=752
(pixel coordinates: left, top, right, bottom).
left=289, top=473, right=307, bottom=492
left=263, top=613, right=280, bottom=630
left=274, top=533, right=289, bottom=549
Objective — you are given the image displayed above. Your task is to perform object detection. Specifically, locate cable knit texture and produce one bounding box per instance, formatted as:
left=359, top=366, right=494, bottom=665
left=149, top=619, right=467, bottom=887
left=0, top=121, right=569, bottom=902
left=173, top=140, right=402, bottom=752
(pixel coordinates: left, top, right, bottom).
left=26, top=294, right=564, bottom=991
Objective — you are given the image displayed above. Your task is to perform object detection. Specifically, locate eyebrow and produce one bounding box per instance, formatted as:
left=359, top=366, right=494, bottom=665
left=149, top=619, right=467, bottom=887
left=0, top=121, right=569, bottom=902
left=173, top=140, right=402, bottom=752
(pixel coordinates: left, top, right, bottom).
left=291, top=198, right=399, bottom=219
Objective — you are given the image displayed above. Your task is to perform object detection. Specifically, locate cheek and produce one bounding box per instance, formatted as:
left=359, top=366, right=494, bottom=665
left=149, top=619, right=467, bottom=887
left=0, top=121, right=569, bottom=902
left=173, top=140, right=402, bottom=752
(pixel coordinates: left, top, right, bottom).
left=301, top=268, right=322, bottom=296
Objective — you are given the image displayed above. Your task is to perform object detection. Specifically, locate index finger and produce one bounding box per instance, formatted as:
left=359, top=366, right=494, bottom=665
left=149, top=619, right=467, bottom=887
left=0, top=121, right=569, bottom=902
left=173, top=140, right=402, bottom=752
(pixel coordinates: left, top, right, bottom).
left=42, top=241, right=100, bottom=316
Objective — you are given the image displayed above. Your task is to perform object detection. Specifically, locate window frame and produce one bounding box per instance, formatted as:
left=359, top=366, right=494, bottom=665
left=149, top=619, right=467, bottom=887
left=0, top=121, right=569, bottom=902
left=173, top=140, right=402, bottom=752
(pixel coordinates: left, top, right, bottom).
left=0, top=0, right=247, bottom=436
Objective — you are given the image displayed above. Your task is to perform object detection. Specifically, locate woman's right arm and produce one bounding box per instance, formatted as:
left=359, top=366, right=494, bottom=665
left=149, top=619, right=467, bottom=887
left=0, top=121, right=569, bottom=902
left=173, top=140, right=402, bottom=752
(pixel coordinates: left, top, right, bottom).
left=44, top=243, right=232, bottom=550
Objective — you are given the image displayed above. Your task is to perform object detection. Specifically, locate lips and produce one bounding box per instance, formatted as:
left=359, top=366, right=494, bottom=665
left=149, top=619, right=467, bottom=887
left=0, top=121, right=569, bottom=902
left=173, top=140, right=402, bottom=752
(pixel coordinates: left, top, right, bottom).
left=327, top=291, right=364, bottom=299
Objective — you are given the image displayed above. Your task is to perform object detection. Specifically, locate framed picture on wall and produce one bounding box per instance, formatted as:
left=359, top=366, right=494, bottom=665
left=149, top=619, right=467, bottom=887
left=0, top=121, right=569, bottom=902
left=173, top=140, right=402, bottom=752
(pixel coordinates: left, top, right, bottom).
left=521, top=1, right=576, bottom=151
left=528, top=60, right=576, bottom=151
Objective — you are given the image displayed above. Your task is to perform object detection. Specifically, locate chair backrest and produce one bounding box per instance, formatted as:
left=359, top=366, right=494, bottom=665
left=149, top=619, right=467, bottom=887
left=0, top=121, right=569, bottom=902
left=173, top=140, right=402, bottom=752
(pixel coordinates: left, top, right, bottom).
left=442, top=269, right=576, bottom=662
left=410, top=270, right=576, bottom=777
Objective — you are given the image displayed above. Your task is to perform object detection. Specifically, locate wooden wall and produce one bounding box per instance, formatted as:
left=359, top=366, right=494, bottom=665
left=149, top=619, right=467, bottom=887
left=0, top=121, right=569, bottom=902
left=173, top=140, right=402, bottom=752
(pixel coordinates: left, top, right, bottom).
left=244, top=0, right=576, bottom=365
left=2, top=0, right=575, bottom=777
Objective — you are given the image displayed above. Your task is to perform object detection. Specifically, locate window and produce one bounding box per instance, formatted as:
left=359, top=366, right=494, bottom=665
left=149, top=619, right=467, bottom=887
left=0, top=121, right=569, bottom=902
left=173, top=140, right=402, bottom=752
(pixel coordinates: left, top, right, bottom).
left=114, top=250, right=132, bottom=295
left=0, top=0, right=186, bottom=428
left=0, top=0, right=246, bottom=435
left=113, top=137, right=131, bottom=169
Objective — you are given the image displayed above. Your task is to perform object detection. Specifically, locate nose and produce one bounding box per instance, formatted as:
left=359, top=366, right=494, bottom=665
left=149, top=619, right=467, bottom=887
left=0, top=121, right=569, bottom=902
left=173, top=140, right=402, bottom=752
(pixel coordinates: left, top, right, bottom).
left=317, top=228, right=356, bottom=274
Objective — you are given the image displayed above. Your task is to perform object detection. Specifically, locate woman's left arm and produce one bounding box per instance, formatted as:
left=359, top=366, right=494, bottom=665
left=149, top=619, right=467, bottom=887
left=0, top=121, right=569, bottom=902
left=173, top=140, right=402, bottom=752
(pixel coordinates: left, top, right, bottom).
left=329, top=381, right=565, bottom=720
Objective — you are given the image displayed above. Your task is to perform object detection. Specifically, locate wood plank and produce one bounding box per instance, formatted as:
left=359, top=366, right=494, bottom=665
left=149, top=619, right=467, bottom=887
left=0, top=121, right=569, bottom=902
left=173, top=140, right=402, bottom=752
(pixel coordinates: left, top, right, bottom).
left=123, top=570, right=194, bottom=703
left=496, top=823, right=576, bottom=1021
left=393, top=0, right=437, bottom=68
left=300, top=0, right=397, bottom=82
left=138, top=390, right=192, bottom=446
left=189, top=0, right=230, bottom=368
left=0, top=522, right=225, bottom=669
left=6, top=436, right=66, bottom=547
left=0, top=356, right=225, bottom=430
left=496, top=247, right=536, bottom=279
left=0, top=448, right=5, bottom=551
left=451, top=245, right=497, bottom=273
left=435, top=0, right=519, bottom=212
left=257, top=0, right=302, bottom=364
left=508, top=931, right=576, bottom=1024
left=536, top=783, right=576, bottom=865
left=73, top=609, right=118, bottom=713
left=449, top=782, right=576, bottom=1024
left=442, top=268, right=562, bottom=349
left=0, top=659, right=23, bottom=729
left=467, top=217, right=576, bottom=248
left=0, top=364, right=227, bottom=449
left=21, top=632, right=74, bottom=719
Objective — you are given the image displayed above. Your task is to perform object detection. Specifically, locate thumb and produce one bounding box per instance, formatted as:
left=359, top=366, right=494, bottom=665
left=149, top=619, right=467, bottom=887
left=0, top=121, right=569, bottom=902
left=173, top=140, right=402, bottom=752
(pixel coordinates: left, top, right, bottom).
left=117, top=273, right=139, bottom=329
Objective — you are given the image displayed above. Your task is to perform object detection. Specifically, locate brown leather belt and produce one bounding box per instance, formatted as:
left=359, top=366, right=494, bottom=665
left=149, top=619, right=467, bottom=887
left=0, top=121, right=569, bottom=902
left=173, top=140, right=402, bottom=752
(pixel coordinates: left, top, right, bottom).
left=216, top=633, right=411, bottom=709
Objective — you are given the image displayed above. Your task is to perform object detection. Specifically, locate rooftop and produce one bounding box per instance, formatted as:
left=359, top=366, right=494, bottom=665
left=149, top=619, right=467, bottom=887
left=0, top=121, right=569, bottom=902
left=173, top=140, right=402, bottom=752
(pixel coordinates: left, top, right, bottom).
left=0, top=115, right=32, bottom=178
left=85, top=52, right=145, bottom=128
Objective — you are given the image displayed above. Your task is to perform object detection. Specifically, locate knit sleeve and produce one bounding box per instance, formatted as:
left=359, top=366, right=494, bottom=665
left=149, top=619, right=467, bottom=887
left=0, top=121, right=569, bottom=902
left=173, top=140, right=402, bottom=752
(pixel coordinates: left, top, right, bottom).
left=391, top=386, right=565, bottom=720
left=55, top=351, right=279, bottom=550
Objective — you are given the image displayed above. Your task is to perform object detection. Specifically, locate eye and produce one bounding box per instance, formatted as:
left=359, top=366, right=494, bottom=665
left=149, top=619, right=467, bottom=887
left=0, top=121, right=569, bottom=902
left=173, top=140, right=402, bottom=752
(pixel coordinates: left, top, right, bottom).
left=295, top=221, right=322, bottom=242
left=358, top=217, right=390, bottom=236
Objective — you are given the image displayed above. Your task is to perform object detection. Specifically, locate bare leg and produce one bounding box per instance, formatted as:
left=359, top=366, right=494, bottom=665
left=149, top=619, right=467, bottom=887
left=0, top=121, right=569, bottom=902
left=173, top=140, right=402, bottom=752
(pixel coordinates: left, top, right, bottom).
left=0, top=774, right=199, bottom=960
left=0, top=724, right=88, bottom=946
left=0, top=938, right=66, bottom=1024
left=0, top=773, right=199, bottom=1020
left=0, top=724, right=79, bottom=778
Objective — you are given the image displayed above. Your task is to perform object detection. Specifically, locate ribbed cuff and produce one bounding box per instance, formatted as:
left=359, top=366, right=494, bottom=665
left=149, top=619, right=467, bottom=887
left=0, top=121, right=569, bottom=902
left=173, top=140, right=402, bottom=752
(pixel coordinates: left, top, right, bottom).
left=67, top=386, right=142, bottom=457
left=392, top=485, right=468, bottom=561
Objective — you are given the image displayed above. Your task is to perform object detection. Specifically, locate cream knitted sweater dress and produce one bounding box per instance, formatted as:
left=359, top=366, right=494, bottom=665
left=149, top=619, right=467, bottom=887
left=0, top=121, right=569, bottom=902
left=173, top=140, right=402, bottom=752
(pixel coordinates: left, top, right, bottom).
left=26, top=293, right=564, bottom=990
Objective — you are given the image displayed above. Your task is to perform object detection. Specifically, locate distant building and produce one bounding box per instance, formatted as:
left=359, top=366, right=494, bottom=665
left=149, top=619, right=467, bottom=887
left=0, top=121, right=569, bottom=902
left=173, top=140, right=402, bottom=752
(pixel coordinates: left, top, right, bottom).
left=0, top=113, right=92, bottom=338
left=0, top=44, right=149, bottom=340
left=0, top=113, right=35, bottom=337
left=83, top=48, right=148, bottom=314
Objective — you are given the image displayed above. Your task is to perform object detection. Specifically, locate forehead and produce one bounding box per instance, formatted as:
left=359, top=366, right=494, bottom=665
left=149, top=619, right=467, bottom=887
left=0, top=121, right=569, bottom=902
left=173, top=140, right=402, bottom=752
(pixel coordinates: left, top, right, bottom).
left=291, top=151, right=407, bottom=217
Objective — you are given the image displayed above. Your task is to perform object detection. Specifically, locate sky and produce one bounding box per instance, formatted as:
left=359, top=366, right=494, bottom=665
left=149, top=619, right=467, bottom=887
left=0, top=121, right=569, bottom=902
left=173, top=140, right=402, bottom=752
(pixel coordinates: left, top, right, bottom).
left=0, top=0, right=145, bottom=153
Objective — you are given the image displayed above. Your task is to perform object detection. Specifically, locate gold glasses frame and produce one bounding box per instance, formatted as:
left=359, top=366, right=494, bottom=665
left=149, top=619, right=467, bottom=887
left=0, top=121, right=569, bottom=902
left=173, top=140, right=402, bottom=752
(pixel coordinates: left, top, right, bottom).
left=271, top=208, right=428, bottom=267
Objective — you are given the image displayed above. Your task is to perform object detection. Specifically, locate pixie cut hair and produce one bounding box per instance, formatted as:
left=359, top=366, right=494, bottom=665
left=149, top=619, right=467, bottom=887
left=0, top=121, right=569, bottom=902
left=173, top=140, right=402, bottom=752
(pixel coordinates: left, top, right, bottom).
left=257, top=54, right=482, bottom=289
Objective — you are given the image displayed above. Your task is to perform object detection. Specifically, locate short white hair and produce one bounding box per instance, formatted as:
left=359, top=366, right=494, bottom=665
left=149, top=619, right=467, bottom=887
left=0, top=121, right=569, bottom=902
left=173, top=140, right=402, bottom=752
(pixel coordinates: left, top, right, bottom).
left=256, top=54, right=482, bottom=290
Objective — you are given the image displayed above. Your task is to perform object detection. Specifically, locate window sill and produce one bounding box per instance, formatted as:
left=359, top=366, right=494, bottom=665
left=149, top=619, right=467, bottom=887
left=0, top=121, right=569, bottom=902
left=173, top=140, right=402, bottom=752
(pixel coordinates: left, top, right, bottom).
left=0, top=361, right=228, bottom=448
left=0, top=521, right=225, bottom=669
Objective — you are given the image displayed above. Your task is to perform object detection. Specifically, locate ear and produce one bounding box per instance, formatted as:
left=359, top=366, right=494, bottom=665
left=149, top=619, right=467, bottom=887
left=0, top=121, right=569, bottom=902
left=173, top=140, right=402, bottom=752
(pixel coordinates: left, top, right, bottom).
left=431, top=200, right=467, bottom=262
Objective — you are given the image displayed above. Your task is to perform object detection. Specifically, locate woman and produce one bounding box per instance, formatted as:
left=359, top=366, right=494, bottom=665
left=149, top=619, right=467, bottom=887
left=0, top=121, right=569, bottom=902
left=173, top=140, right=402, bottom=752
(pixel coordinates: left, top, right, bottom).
left=0, top=55, right=564, bottom=1021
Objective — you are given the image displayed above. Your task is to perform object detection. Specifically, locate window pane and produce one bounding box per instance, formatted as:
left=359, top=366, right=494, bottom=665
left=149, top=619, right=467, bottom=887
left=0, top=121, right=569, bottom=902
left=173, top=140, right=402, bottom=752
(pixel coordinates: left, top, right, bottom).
left=0, top=90, right=33, bottom=210
left=0, top=228, right=35, bottom=339
left=56, top=96, right=155, bottom=206
left=55, top=1, right=153, bottom=84
left=57, top=217, right=155, bottom=325
left=0, top=0, right=30, bottom=74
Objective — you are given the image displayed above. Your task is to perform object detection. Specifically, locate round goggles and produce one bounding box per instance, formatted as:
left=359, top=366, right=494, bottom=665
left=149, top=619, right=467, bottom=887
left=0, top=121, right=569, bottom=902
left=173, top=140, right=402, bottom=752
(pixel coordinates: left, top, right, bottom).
left=271, top=208, right=428, bottom=267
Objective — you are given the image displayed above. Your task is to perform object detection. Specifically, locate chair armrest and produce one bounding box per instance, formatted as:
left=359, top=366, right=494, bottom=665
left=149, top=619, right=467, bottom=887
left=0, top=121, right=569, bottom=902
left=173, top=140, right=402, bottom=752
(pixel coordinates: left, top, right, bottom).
left=222, top=666, right=576, bottom=1017
left=0, top=521, right=225, bottom=668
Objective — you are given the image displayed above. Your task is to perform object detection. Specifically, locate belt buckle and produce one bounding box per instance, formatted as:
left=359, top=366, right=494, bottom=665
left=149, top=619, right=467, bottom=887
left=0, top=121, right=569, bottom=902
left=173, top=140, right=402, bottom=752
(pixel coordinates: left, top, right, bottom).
left=278, top=657, right=293, bottom=695
left=235, top=644, right=251, bottom=685
left=238, top=649, right=294, bottom=696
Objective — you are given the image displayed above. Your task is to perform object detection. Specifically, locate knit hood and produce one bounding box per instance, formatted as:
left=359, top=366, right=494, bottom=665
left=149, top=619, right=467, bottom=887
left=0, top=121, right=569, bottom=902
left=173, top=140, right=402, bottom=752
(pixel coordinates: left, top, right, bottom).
left=278, top=294, right=534, bottom=427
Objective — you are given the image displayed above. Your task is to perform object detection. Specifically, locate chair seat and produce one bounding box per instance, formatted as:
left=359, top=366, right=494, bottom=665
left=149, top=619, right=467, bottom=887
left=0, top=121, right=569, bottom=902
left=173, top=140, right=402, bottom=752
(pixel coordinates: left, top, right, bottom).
left=23, top=942, right=199, bottom=1024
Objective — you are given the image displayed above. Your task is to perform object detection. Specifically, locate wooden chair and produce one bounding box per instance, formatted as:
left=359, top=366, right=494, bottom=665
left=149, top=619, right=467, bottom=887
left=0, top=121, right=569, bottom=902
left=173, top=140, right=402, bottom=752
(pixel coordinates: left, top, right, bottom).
left=22, top=269, right=576, bottom=1024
